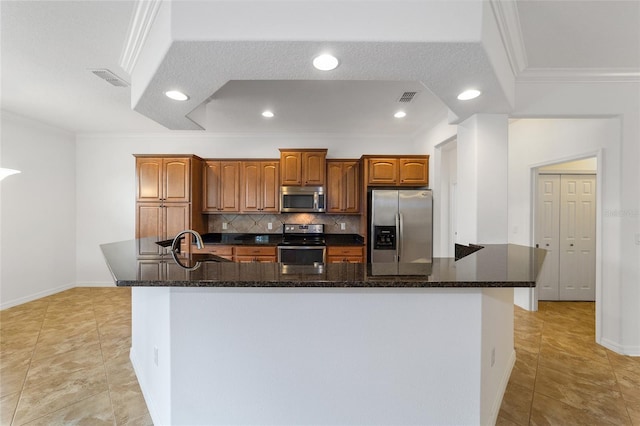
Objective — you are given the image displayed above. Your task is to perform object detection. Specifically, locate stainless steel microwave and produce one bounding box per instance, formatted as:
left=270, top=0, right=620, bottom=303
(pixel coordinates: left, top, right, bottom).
left=280, top=186, right=326, bottom=213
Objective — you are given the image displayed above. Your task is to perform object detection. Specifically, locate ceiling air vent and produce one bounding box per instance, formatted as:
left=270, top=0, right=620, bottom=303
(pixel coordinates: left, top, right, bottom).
left=397, top=91, right=418, bottom=103
left=90, top=69, right=129, bottom=87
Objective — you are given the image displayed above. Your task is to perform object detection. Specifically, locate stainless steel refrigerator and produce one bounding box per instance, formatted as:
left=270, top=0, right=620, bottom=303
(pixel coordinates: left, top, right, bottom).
left=370, top=189, right=433, bottom=264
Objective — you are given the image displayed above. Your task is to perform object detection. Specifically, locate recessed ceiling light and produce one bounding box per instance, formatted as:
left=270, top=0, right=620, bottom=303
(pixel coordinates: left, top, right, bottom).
left=262, top=110, right=274, bottom=118
left=165, top=90, right=189, bottom=101
left=394, top=111, right=407, bottom=118
left=313, top=54, right=339, bottom=71
left=457, top=89, right=481, bottom=101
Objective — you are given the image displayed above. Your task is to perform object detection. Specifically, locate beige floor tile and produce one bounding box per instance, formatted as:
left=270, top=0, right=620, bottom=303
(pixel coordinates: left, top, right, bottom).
left=537, top=350, right=619, bottom=389
left=0, top=350, right=31, bottom=397
left=0, top=391, right=20, bottom=425
left=535, top=365, right=631, bottom=425
left=510, top=348, right=538, bottom=391
left=530, top=392, right=622, bottom=426
left=21, top=390, right=115, bottom=426
left=13, top=363, right=108, bottom=425
left=615, top=367, right=640, bottom=405
left=26, top=342, right=104, bottom=382
left=498, top=381, right=532, bottom=425
left=32, top=327, right=101, bottom=362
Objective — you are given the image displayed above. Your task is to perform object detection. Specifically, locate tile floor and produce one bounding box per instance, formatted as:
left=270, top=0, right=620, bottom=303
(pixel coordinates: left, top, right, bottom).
left=498, top=301, right=640, bottom=425
left=1, top=288, right=639, bottom=425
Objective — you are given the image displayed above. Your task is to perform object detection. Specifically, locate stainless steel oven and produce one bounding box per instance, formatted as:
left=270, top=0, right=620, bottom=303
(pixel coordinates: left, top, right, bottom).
left=277, top=224, right=326, bottom=264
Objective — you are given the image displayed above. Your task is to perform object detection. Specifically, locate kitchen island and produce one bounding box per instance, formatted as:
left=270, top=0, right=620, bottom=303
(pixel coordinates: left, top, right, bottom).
left=101, top=239, right=545, bottom=426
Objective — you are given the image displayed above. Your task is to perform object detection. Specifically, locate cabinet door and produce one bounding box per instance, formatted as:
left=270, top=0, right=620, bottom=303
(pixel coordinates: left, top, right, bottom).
left=220, top=162, right=240, bottom=212
left=163, top=158, right=190, bottom=202
left=261, top=162, right=279, bottom=212
left=136, top=203, right=163, bottom=255
left=343, top=161, right=360, bottom=213
left=164, top=203, right=191, bottom=241
left=203, top=161, right=221, bottom=212
left=302, top=151, right=326, bottom=186
left=241, top=162, right=261, bottom=212
left=136, top=158, right=162, bottom=201
left=203, top=161, right=240, bottom=212
left=326, top=162, right=344, bottom=213
left=399, top=158, right=428, bottom=185
left=280, top=151, right=302, bottom=185
left=368, top=158, right=398, bottom=185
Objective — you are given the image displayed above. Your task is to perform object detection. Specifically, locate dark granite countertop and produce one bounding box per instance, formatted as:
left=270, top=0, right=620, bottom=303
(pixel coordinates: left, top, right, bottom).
left=158, top=233, right=365, bottom=247
left=100, top=238, right=545, bottom=288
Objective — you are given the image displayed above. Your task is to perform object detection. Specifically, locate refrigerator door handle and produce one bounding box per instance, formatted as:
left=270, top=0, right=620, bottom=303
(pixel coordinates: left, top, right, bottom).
left=397, top=213, right=402, bottom=262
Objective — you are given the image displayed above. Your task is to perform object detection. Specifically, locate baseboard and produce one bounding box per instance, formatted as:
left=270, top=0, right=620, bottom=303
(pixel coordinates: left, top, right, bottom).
left=486, top=348, right=516, bottom=425
left=600, top=337, right=640, bottom=357
left=0, top=283, right=75, bottom=310
left=130, top=348, right=161, bottom=426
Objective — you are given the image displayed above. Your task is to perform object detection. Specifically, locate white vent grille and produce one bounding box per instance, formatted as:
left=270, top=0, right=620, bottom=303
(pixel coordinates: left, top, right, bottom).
left=90, top=69, right=129, bottom=87
left=398, top=91, right=418, bottom=103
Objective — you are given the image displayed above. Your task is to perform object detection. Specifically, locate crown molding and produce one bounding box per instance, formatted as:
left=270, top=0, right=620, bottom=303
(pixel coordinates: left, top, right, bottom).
left=119, top=0, right=163, bottom=75
left=489, top=0, right=528, bottom=76
left=517, top=68, right=640, bottom=83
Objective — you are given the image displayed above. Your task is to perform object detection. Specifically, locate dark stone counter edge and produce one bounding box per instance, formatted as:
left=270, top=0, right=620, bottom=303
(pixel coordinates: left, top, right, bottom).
left=115, top=280, right=536, bottom=288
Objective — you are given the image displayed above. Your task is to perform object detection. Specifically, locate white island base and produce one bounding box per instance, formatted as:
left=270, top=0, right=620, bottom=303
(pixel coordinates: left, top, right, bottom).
left=130, top=287, right=515, bottom=426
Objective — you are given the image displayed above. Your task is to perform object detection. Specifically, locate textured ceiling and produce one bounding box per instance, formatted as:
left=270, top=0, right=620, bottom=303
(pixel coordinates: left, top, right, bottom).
left=1, top=1, right=638, bottom=135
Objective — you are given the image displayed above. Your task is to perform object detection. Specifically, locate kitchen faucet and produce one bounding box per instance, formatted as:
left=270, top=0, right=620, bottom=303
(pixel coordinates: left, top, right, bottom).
left=171, top=230, right=204, bottom=253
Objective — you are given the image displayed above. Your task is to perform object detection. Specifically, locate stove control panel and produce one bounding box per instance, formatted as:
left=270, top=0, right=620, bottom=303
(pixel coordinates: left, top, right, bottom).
left=283, top=224, right=324, bottom=234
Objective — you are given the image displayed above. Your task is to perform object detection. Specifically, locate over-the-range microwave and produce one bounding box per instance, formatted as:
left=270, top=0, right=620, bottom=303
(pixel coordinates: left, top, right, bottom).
left=280, top=186, right=326, bottom=213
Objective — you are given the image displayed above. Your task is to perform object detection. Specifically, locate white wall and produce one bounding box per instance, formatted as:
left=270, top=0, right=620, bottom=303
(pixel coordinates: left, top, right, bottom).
left=0, top=112, right=76, bottom=308
left=75, top=133, right=418, bottom=284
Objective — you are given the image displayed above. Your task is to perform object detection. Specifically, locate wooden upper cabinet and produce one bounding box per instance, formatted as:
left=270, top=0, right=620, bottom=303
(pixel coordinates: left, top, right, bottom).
left=367, top=158, right=398, bottom=185
left=136, top=157, right=191, bottom=202
left=163, top=158, right=191, bottom=202
left=399, top=158, right=428, bottom=185
left=279, top=149, right=327, bottom=186
left=136, top=157, right=163, bottom=201
left=365, top=156, right=429, bottom=186
left=203, top=161, right=240, bottom=213
left=279, top=151, right=302, bottom=185
left=327, top=160, right=360, bottom=214
left=241, top=161, right=279, bottom=212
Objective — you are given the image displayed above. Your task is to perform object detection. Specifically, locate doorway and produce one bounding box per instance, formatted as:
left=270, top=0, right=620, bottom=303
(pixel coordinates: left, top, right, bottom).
left=534, top=158, right=597, bottom=301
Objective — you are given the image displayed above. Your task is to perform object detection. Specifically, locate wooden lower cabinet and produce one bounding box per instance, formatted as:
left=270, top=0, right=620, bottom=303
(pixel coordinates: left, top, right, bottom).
left=234, top=246, right=277, bottom=262
left=326, top=246, right=364, bottom=263
left=190, top=245, right=276, bottom=262
left=136, top=202, right=190, bottom=256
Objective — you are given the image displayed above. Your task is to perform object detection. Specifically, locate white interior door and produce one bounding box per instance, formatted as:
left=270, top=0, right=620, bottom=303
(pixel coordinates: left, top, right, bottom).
left=559, top=175, right=596, bottom=300
left=535, top=175, right=561, bottom=300
left=536, top=173, right=596, bottom=301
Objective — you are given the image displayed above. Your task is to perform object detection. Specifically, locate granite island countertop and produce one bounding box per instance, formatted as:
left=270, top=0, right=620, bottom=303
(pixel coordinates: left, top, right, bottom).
left=101, top=238, right=545, bottom=288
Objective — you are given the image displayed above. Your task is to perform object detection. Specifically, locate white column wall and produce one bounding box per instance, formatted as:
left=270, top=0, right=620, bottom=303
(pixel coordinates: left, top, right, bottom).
left=456, top=114, right=509, bottom=245
left=0, top=112, right=76, bottom=308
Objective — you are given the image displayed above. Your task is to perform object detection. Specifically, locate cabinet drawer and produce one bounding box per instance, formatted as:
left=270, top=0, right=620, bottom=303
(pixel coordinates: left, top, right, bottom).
left=192, top=244, right=234, bottom=258
left=327, top=246, right=363, bottom=256
left=235, top=255, right=277, bottom=263
left=327, top=256, right=363, bottom=263
left=234, top=246, right=277, bottom=256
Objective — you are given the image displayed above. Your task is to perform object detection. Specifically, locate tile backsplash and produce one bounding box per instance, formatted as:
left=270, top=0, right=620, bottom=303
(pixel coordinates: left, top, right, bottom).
left=206, top=214, right=361, bottom=234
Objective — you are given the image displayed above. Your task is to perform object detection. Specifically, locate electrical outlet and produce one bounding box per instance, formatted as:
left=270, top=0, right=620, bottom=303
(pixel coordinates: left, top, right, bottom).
left=491, top=348, right=495, bottom=367
left=340, top=223, right=346, bottom=231
left=154, top=346, right=159, bottom=366
left=222, top=222, right=228, bottom=230
left=268, top=222, right=273, bottom=230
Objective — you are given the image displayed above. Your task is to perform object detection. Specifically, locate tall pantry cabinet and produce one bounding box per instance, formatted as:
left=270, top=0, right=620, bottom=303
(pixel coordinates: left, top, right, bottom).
left=135, top=155, right=205, bottom=255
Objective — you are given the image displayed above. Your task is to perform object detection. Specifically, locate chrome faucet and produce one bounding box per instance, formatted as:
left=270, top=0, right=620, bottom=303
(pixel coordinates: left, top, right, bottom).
left=171, top=230, right=204, bottom=253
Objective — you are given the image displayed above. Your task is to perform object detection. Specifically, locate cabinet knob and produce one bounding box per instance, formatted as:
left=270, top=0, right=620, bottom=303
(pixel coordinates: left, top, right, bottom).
left=570, top=243, right=574, bottom=247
